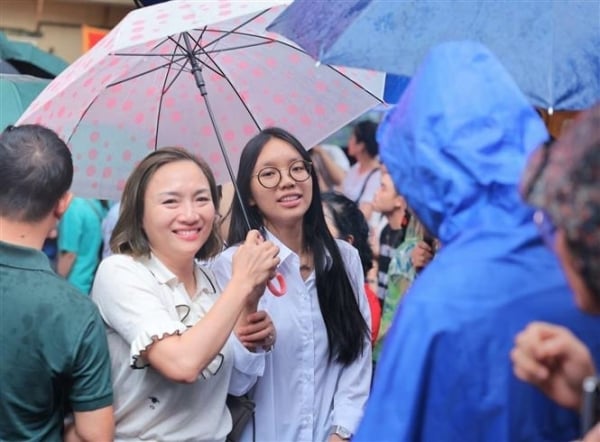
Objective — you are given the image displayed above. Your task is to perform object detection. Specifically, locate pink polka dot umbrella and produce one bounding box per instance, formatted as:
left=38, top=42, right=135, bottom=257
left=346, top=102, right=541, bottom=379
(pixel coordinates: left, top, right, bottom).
left=17, top=0, right=384, bottom=202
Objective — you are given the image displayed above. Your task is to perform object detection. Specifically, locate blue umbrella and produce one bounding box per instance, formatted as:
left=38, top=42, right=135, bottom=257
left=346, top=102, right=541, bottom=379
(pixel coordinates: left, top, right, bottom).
left=268, top=0, right=600, bottom=110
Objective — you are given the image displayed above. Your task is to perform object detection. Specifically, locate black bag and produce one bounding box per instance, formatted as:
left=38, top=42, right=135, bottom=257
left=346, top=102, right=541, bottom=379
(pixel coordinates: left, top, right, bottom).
left=226, top=394, right=255, bottom=442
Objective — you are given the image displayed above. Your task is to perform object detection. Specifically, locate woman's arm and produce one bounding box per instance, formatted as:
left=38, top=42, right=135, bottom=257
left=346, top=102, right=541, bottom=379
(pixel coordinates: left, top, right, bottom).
left=92, top=231, right=279, bottom=384
left=312, top=145, right=347, bottom=187
left=211, top=250, right=276, bottom=395
left=146, top=232, right=279, bottom=383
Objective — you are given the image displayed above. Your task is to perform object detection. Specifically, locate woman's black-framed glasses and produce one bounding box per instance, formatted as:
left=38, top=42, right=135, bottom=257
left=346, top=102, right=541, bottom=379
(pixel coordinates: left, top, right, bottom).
left=254, top=160, right=312, bottom=189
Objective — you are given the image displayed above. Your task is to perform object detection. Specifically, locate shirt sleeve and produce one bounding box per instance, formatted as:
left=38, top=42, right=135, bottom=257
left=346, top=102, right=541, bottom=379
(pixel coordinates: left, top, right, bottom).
left=331, top=242, right=373, bottom=434
left=91, top=255, right=188, bottom=368
left=69, top=309, right=113, bottom=412
left=58, top=200, right=84, bottom=254
left=227, top=336, right=267, bottom=396
left=211, top=249, right=267, bottom=395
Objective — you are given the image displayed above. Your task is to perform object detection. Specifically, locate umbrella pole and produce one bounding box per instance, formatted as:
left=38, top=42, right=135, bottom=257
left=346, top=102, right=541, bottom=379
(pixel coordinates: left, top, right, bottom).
left=182, top=32, right=252, bottom=230
left=182, top=33, right=286, bottom=297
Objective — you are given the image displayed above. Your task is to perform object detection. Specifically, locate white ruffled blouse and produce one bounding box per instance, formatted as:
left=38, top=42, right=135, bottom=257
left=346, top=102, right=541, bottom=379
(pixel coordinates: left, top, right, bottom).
left=91, top=253, right=264, bottom=442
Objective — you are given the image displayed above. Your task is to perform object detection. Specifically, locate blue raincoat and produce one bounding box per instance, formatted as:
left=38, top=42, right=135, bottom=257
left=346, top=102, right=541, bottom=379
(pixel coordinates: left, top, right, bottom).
left=355, top=41, right=600, bottom=442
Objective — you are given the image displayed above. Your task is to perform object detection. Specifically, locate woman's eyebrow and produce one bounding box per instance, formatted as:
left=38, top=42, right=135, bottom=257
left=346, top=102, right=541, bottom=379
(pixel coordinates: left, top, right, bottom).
left=258, top=157, right=303, bottom=167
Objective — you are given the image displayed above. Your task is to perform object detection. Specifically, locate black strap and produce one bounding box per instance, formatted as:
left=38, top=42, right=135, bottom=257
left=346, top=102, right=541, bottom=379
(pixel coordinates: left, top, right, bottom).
left=354, top=167, right=380, bottom=204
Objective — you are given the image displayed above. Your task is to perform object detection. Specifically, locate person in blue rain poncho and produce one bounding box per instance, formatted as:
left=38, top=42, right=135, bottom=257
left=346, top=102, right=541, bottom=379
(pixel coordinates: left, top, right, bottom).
left=354, top=41, right=600, bottom=442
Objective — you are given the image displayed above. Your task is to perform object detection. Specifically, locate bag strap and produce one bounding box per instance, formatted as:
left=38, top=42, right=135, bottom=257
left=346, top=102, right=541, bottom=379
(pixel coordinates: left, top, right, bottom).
left=354, top=167, right=380, bottom=204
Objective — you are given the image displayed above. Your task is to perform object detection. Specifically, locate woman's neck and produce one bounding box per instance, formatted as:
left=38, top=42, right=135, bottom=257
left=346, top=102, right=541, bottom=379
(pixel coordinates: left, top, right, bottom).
left=153, top=252, right=197, bottom=297
left=387, top=207, right=407, bottom=230
left=264, top=222, right=304, bottom=255
left=268, top=224, right=314, bottom=281
left=357, top=156, right=379, bottom=174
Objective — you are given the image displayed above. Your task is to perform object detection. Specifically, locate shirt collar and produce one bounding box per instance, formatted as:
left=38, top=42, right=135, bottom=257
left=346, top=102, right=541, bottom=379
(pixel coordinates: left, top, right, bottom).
left=142, top=253, right=216, bottom=296
left=262, top=229, right=333, bottom=270
left=142, top=253, right=178, bottom=285
left=0, top=240, right=52, bottom=272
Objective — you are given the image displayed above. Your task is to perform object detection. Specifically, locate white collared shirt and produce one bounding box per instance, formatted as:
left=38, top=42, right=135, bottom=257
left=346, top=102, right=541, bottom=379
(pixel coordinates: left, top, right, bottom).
left=91, top=253, right=265, bottom=442
left=211, top=232, right=372, bottom=442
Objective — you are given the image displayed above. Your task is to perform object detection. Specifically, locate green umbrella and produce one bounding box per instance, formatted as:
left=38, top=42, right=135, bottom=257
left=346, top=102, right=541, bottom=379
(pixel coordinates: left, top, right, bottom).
left=0, top=73, right=50, bottom=130
left=0, top=32, right=68, bottom=79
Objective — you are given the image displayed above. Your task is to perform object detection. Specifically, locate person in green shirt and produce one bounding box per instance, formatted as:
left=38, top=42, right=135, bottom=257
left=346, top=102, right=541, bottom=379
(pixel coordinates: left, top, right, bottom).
left=373, top=208, right=437, bottom=362
left=0, top=124, right=114, bottom=441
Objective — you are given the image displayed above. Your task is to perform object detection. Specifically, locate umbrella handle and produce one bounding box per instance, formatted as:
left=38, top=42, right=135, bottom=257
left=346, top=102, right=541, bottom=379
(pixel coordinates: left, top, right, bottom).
left=267, top=272, right=286, bottom=297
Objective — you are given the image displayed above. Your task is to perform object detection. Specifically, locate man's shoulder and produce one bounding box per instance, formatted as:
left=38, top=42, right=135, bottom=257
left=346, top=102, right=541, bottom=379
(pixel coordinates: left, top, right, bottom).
left=7, top=268, right=100, bottom=316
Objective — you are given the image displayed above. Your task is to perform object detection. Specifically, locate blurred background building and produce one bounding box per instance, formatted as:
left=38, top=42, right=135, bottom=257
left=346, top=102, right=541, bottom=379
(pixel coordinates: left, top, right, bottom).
left=0, top=0, right=134, bottom=63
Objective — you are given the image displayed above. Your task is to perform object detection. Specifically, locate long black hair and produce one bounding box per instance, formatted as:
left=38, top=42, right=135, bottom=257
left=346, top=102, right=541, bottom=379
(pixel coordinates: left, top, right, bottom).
left=227, top=127, right=369, bottom=365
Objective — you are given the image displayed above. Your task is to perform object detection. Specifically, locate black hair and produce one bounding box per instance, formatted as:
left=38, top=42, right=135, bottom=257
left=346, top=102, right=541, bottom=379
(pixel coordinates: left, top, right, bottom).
left=321, top=191, right=373, bottom=278
left=228, top=127, right=369, bottom=365
left=0, top=124, right=73, bottom=222
left=353, top=120, right=379, bottom=158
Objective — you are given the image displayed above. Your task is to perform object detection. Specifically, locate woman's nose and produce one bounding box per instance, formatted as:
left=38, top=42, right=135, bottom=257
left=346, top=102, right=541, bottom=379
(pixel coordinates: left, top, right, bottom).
left=179, top=201, right=199, bottom=221
left=279, top=171, right=296, bottom=188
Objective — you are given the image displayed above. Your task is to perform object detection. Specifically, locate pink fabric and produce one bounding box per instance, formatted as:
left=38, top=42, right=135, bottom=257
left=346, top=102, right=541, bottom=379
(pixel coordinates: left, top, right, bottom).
left=19, top=0, right=384, bottom=200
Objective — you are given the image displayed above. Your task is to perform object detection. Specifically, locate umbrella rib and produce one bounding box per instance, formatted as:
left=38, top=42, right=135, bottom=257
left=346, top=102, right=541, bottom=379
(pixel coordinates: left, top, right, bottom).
left=196, top=28, right=384, bottom=105
left=154, top=34, right=191, bottom=151
left=107, top=53, right=191, bottom=87
left=186, top=32, right=262, bottom=131
left=322, top=64, right=383, bottom=104
left=197, top=40, right=275, bottom=55
left=251, top=36, right=385, bottom=105
left=160, top=35, right=191, bottom=96
left=199, top=8, right=273, bottom=52
left=167, top=33, right=226, bottom=80
left=108, top=36, right=230, bottom=91
left=64, top=95, right=102, bottom=147
left=117, top=30, right=382, bottom=105
left=115, top=34, right=277, bottom=58
left=115, top=41, right=275, bottom=80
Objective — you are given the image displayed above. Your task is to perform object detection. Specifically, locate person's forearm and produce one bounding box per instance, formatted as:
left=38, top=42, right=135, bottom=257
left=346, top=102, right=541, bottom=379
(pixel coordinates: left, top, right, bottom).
left=146, top=276, right=258, bottom=383
left=57, top=252, right=76, bottom=277
left=70, top=406, right=114, bottom=442
left=319, top=149, right=347, bottom=185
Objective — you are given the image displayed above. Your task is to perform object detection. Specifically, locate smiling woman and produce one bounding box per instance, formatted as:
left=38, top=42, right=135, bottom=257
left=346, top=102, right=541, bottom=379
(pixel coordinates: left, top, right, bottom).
left=90, top=147, right=281, bottom=441
left=211, top=127, right=372, bottom=442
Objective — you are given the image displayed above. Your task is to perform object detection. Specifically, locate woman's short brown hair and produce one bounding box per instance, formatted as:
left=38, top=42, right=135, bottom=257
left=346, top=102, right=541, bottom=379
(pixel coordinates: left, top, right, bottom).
left=110, top=147, right=223, bottom=260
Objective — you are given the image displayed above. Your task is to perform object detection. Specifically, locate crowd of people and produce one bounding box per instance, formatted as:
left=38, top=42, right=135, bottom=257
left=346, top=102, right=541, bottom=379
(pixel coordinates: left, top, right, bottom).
left=1, top=39, right=599, bottom=442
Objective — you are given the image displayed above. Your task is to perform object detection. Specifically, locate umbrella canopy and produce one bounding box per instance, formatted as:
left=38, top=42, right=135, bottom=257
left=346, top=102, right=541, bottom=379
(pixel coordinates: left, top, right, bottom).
left=18, top=0, right=384, bottom=200
left=0, top=74, right=50, bottom=131
left=268, top=0, right=600, bottom=111
left=0, top=32, right=69, bottom=79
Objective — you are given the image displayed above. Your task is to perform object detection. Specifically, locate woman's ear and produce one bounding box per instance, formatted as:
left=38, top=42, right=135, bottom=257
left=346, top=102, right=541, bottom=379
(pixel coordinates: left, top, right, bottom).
left=345, top=234, right=355, bottom=245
